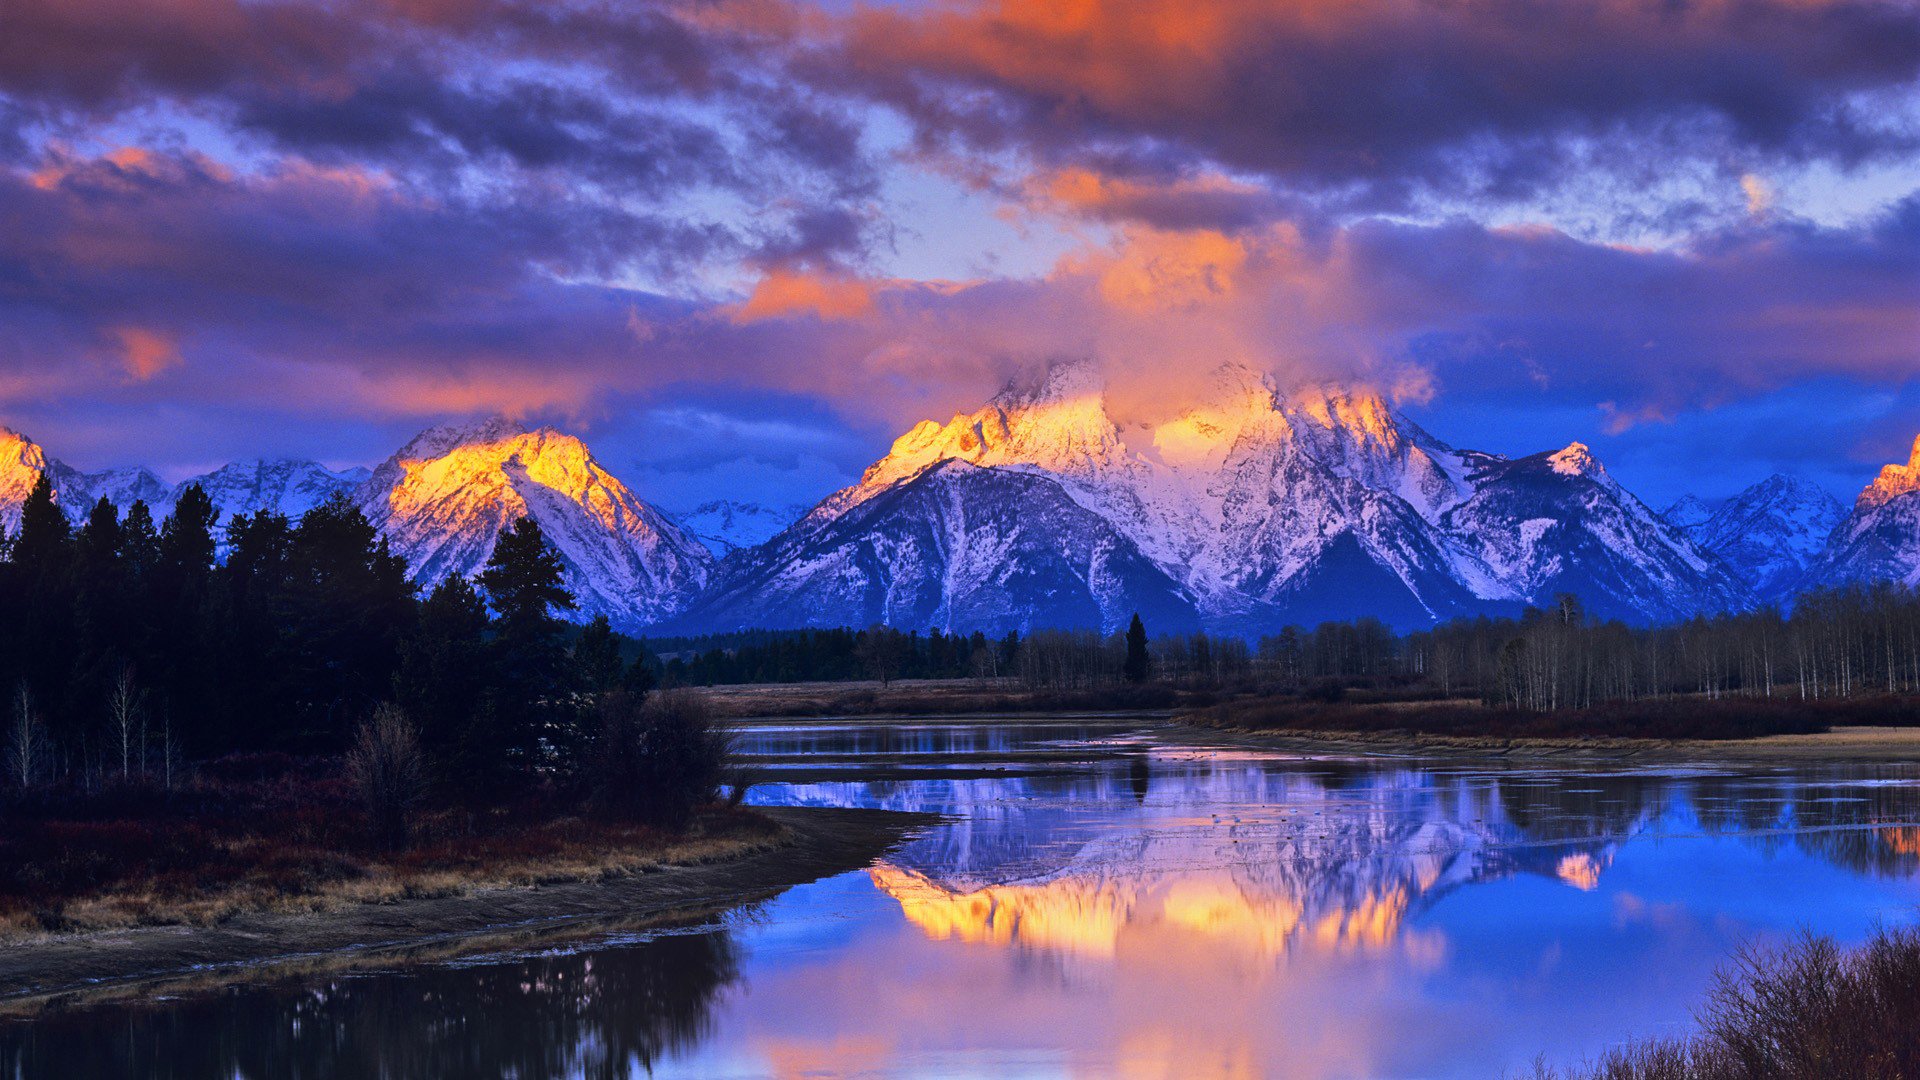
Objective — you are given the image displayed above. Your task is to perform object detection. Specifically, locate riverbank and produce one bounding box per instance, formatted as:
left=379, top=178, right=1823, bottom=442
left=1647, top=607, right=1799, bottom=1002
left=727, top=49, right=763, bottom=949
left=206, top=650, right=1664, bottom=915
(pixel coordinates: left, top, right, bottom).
left=0, top=805, right=933, bottom=1014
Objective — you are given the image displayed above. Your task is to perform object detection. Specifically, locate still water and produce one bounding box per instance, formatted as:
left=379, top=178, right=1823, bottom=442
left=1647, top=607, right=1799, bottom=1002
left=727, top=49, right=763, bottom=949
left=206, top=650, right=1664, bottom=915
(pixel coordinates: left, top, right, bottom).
left=8, top=718, right=1920, bottom=1078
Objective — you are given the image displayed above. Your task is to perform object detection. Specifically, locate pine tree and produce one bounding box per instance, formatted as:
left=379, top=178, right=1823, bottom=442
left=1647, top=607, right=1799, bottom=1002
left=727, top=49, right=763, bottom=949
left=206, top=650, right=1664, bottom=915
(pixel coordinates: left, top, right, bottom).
left=12, top=474, right=70, bottom=579
left=572, top=615, right=626, bottom=695
left=1123, top=613, right=1151, bottom=684
left=477, top=517, right=574, bottom=624
left=475, top=517, right=576, bottom=779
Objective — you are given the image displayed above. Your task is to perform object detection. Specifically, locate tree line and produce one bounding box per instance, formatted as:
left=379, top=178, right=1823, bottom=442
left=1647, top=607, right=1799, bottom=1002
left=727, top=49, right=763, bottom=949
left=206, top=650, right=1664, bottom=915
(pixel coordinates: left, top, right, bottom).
left=0, top=475, right=725, bottom=830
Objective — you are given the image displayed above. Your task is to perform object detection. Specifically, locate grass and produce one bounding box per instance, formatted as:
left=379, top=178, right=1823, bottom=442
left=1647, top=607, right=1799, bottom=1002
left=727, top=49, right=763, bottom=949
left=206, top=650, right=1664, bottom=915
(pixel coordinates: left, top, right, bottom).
left=0, top=756, right=785, bottom=940
left=1188, top=694, right=1920, bottom=742
left=1529, top=925, right=1920, bottom=1079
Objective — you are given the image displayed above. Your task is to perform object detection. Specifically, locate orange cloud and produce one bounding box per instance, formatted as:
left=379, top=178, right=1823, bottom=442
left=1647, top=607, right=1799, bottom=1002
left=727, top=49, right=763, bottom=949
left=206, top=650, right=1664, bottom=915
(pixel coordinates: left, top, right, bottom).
left=111, top=326, right=181, bottom=381
left=732, top=268, right=879, bottom=323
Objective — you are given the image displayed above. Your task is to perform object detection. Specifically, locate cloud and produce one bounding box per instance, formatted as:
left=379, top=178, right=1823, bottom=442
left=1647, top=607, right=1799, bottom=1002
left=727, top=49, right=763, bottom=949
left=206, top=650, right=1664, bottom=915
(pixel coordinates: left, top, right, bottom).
left=807, top=0, right=1920, bottom=215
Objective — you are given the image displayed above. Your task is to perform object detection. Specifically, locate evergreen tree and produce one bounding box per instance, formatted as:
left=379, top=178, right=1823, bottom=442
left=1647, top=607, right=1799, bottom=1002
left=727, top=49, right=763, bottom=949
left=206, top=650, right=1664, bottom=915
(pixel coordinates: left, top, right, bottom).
left=477, top=517, right=574, bottom=624
left=395, top=574, right=496, bottom=780
left=12, top=474, right=70, bottom=579
left=1123, top=613, right=1151, bottom=684
left=571, top=615, right=626, bottom=695
left=475, top=518, right=576, bottom=778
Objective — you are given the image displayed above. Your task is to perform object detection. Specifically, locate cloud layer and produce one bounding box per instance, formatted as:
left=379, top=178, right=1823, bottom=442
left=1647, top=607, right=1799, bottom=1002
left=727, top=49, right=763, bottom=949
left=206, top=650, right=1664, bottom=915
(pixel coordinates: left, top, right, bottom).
left=0, top=0, right=1914, bottom=502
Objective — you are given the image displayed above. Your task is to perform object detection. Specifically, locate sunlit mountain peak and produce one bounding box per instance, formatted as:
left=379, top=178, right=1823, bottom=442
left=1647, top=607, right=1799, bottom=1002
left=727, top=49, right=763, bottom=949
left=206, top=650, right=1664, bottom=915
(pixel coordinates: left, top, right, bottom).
left=359, top=419, right=711, bottom=628
left=1857, top=434, right=1920, bottom=510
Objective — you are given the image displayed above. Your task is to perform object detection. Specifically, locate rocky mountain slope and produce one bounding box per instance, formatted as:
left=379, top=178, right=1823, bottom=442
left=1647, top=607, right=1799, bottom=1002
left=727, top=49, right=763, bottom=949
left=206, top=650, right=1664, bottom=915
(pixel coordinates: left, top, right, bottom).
left=675, top=499, right=804, bottom=556
left=1802, top=437, right=1920, bottom=591
left=356, top=418, right=712, bottom=628
left=1667, top=476, right=1844, bottom=602
left=679, top=362, right=1751, bottom=634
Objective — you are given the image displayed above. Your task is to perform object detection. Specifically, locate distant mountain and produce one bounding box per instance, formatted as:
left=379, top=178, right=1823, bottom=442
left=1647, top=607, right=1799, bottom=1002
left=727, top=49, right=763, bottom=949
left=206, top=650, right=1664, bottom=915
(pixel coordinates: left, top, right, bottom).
left=675, top=459, right=1203, bottom=636
left=676, top=499, right=804, bottom=556
left=1673, top=476, right=1844, bottom=602
left=0, top=427, right=170, bottom=532
left=183, top=459, right=370, bottom=549
left=1803, top=437, right=1920, bottom=591
left=1443, top=444, right=1750, bottom=623
left=1662, top=495, right=1718, bottom=532
left=356, top=418, right=713, bottom=629
left=672, top=362, right=1748, bottom=634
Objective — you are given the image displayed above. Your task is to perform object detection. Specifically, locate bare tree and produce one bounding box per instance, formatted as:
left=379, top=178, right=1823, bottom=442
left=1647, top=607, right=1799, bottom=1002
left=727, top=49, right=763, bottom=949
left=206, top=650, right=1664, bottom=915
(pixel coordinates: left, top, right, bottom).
left=108, top=667, right=143, bottom=780
left=6, top=685, right=45, bottom=790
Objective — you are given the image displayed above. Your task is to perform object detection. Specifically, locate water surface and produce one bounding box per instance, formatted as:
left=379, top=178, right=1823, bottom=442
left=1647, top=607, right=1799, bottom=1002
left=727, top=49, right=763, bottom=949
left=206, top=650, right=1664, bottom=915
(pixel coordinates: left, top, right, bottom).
left=7, top=718, right=1920, bottom=1078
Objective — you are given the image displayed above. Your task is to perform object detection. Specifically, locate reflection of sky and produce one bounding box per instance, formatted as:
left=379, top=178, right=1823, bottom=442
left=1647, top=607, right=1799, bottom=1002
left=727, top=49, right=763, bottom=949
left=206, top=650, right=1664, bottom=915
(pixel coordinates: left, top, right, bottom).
left=673, top=727, right=1920, bottom=1079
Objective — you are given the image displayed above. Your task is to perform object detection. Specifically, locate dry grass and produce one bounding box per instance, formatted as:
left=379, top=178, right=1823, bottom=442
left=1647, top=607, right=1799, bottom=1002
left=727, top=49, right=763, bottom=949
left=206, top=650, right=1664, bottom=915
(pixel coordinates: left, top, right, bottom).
left=1528, top=925, right=1920, bottom=1079
left=0, top=761, right=786, bottom=941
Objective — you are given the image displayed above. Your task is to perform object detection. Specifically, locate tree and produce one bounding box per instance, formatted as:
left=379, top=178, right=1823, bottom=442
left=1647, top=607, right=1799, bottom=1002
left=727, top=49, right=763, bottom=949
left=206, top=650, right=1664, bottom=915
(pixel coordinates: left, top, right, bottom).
left=476, top=518, right=577, bottom=777
left=477, top=517, right=574, bottom=624
left=11, top=474, right=70, bottom=577
left=345, top=704, right=427, bottom=851
left=107, top=667, right=143, bottom=779
left=1123, top=613, right=1151, bottom=684
left=855, top=625, right=908, bottom=688
left=571, top=615, right=626, bottom=695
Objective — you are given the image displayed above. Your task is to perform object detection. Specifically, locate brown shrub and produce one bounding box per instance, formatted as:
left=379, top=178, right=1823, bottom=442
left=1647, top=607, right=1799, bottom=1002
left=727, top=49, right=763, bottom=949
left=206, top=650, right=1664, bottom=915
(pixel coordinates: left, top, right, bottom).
left=345, top=704, right=428, bottom=851
left=1529, top=925, right=1920, bottom=1079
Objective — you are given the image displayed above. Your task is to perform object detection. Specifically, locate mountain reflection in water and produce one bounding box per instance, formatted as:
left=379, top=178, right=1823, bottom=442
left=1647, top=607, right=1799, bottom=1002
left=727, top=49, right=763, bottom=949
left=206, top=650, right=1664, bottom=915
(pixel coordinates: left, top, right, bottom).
left=6, top=721, right=1920, bottom=1079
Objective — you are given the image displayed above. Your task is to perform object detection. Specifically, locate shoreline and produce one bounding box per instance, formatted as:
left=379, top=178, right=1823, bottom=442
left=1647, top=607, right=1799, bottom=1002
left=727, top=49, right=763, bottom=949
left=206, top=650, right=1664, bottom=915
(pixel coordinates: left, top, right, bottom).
left=1175, top=722, right=1920, bottom=762
left=0, top=805, right=935, bottom=1015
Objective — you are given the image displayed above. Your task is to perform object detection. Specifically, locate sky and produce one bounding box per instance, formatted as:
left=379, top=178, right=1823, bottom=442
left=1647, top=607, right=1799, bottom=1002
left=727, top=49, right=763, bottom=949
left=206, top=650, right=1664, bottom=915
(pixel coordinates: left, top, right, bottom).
left=1, top=0, right=1917, bottom=513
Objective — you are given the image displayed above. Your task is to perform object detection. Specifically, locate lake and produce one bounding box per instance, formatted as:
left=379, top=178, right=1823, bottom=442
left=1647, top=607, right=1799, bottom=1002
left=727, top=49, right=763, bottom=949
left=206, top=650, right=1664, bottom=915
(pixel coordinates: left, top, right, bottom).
left=7, top=717, right=1920, bottom=1078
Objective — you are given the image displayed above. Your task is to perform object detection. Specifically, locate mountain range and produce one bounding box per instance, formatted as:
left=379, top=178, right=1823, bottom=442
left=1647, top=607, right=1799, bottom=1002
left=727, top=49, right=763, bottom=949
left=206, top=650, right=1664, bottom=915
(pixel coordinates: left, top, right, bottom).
left=2, top=365, right=1915, bottom=635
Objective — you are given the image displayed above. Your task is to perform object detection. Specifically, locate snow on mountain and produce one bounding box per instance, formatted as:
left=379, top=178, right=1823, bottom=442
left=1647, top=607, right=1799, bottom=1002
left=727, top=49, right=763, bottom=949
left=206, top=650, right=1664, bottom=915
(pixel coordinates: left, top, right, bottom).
left=677, top=362, right=1744, bottom=634
left=177, top=458, right=370, bottom=553
left=676, top=499, right=805, bottom=556
left=1682, top=476, right=1844, bottom=602
left=674, top=459, right=1203, bottom=635
left=1441, top=445, right=1752, bottom=623
left=0, top=428, right=48, bottom=534
left=1662, top=495, right=1719, bottom=532
left=0, top=427, right=171, bottom=532
left=356, top=418, right=713, bottom=629
left=1804, top=438, right=1920, bottom=591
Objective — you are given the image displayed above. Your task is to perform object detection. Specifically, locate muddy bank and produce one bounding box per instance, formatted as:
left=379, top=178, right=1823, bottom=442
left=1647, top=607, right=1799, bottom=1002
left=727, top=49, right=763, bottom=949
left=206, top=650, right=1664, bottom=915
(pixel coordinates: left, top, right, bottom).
left=0, top=806, right=934, bottom=1014
left=1178, top=723, right=1920, bottom=762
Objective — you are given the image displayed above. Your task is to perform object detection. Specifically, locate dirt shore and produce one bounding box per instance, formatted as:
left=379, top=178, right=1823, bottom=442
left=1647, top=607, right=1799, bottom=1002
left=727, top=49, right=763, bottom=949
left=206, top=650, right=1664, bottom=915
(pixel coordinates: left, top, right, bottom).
left=0, top=806, right=934, bottom=1015
left=1179, top=723, right=1920, bottom=762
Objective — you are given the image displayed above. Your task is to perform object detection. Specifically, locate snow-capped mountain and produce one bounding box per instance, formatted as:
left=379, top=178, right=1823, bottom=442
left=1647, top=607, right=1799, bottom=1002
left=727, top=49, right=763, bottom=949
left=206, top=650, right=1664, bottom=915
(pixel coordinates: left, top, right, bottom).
left=1442, top=444, right=1750, bottom=623
left=676, top=499, right=804, bottom=556
left=677, top=460, right=1203, bottom=635
left=356, top=418, right=713, bottom=629
left=1662, top=495, right=1718, bottom=532
left=1802, top=437, right=1920, bottom=591
left=677, top=362, right=1748, bottom=634
left=183, top=458, right=369, bottom=534
left=1672, top=475, right=1844, bottom=602
left=0, top=427, right=172, bottom=532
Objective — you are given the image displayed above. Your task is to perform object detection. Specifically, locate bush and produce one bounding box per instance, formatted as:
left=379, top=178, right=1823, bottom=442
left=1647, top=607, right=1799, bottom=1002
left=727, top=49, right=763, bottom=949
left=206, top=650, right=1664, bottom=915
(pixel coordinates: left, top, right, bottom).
left=345, top=704, right=428, bottom=851
left=1530, top=925, right=1920, bottom=1079
left=584, top=690, right=731, bottom=828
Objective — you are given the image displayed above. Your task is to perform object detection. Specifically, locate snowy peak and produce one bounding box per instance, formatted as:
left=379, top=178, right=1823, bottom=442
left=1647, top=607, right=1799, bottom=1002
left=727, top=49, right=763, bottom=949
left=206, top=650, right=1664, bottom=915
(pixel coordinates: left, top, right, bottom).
left=676, top=500, right=803, bottom=556
left=1683, top=475, right=1844, bottom=601
left=1663, top=495, right=1718, bottom=531
left=358, top=420, right=713, bottom=629
left=1857, top=434, right=1920, bottom=510
left=1547, top=442, right=1604, bottom=479
left=183, top=458, right=367, bottom=533
left=0, top=428, right=49, bottom=533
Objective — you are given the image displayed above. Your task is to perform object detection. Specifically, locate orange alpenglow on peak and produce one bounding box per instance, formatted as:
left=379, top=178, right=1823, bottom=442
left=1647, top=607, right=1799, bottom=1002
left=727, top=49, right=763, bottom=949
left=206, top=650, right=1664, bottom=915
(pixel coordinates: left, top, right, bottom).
left=1856, top=435, right=1920, bottom=510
